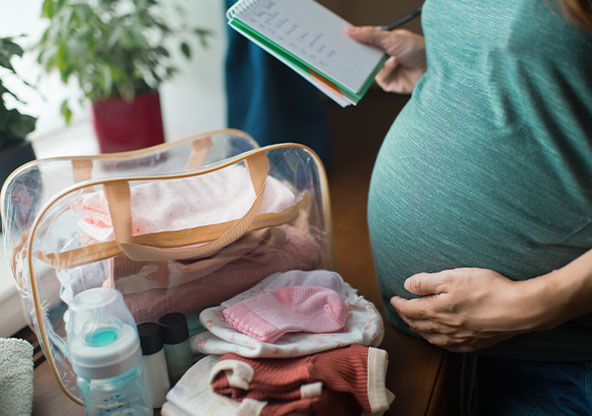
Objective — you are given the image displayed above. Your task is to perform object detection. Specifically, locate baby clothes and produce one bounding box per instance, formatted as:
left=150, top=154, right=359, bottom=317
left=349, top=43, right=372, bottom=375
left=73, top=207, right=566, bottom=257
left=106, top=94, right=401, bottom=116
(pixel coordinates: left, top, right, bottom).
left=120, top=225, right=323, bottom=323
left=162, top=354, right=392, bottom=416
left=192, top=282, right=384, bottom=358
left=71, top=164, right=296, bottom=242
left=223, top=286, right=348, bottom=343
left=162, top=354, right=321, bottom=416
left=161, top=355, right=267, bottom=416
left=106, top=228, right=275, bottom=294
left=210, top=345, right=394, bottom=415
left=221, top=270, right=347, bottom=309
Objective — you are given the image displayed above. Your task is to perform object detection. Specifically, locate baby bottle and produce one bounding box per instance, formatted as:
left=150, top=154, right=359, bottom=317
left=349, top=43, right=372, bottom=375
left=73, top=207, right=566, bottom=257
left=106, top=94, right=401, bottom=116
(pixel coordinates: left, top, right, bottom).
left=66, top=288, right=152, bottom=416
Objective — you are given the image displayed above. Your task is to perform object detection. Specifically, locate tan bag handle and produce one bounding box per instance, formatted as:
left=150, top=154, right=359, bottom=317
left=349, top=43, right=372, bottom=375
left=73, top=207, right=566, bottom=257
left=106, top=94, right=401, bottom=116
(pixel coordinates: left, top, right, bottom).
left=72, top=159, right=93, bottom=183
left=102, top=152, right=269, bottom=262
left=36, top=193, right=309, bottom=269
left=184, top=136, right=213, bottom=170
left=71, top=136, right=214, bottom=185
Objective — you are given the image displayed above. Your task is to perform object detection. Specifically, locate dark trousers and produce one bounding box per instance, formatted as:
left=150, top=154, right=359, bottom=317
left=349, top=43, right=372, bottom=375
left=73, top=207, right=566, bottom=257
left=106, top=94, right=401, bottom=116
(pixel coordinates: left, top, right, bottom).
left=225, top=0, right=331, bottom=169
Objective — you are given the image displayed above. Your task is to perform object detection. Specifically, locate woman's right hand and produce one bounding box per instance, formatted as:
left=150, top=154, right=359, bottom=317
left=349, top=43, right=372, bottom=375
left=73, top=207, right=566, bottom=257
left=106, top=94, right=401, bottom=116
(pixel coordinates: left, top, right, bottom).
left=345, top=26, right=426, bottom=94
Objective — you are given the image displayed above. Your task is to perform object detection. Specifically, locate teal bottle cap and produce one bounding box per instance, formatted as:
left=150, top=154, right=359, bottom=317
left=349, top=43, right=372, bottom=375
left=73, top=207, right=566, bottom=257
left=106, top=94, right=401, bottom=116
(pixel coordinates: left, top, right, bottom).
left=70, top=324, right=141, bottom=380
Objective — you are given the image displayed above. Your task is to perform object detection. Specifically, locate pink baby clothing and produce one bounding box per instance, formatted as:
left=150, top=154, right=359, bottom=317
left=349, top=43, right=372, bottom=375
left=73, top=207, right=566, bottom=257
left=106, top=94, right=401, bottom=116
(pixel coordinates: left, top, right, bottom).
left=105, top=228, right=272, bottom=294
left=119, top=224, right=323, bottom=323
left=192, top=282, right=384, bottom=358
left=71, top=164, right=297, bottom=242
left=220, top=269, right=347, bottom=309
left=223, top=286, right=348, bottom=343
left=210, top=345, right=394, bottom=415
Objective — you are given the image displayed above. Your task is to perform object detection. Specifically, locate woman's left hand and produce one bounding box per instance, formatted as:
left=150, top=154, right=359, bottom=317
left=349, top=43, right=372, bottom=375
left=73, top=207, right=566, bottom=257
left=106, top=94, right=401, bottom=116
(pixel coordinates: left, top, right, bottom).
left=391, top=268, right=544, bottom=353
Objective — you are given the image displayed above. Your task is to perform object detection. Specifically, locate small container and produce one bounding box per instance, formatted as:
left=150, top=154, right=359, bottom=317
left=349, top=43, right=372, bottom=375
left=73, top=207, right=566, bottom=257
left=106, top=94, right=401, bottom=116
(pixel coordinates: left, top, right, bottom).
left=138, top=322, right=170, bottom=408
left=67, top=288, right=151, bottom=416
left=158, top=312, right=193, bottom=385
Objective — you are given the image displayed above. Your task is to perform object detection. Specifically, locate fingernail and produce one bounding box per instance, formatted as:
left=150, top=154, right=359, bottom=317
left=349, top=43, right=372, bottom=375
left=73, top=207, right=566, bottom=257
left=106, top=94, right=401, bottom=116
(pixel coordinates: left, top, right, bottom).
left=346, top=26, right=358, bottom=34
left=404, top=278, right=411, bottom=290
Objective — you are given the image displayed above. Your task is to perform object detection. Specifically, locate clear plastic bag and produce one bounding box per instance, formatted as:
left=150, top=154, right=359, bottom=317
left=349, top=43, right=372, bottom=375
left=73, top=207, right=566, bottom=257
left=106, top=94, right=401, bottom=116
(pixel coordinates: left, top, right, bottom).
left=1, top=129, right=333, bottom=404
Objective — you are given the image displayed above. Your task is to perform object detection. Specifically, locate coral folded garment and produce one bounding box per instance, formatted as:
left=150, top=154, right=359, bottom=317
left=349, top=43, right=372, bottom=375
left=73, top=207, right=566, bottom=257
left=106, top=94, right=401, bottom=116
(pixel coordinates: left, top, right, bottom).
left=162, top=354, right=393, bottom=416
left=210, top=345, right=394, bottom=415
left=119, top=225, right=322, bottom=323
left=192, top=282, right=384, bottom=358
left=161, top=355, right=267, bottom=416
left=71, top=164, right=296, bottom=242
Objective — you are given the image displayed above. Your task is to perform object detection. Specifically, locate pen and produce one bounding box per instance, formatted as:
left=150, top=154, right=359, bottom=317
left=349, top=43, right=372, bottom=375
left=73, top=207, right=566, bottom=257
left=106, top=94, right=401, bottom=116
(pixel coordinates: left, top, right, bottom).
left=381, top=6, right=422, bottom=31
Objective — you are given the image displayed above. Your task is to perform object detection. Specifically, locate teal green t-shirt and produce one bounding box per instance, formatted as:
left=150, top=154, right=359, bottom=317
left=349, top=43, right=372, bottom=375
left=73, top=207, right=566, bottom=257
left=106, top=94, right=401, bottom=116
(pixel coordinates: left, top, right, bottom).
left=368, top=0, right=592, bottom=360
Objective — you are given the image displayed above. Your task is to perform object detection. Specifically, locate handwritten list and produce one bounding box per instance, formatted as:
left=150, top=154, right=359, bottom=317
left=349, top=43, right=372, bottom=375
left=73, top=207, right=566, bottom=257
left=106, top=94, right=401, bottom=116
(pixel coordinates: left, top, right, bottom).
left=232, top=0, right=384, bottom=92
left=244, top=0, right=337, bottom=69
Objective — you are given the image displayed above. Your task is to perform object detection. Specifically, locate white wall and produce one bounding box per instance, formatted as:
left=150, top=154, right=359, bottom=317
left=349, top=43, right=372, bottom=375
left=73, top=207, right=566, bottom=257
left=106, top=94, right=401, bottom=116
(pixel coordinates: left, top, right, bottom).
left=0, top=0, right=227, bottom=146
left=160, top=1, right=228, bottom=141
left=0, top=0, right=228, bottom=335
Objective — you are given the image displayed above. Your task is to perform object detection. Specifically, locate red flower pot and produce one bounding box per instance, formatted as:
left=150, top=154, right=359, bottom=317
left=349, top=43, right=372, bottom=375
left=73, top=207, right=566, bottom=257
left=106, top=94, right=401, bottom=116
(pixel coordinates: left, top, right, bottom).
left=91, top=91, right=165, bottom=153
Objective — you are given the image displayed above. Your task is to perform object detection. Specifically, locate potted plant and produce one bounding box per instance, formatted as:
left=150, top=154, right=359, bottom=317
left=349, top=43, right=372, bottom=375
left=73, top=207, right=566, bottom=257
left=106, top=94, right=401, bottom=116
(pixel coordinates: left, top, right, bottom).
left=0, top=36, right=39, bottom=233
left=0, top=36, right=37, bottom=199
left=35, top=0, right=209, bottom=153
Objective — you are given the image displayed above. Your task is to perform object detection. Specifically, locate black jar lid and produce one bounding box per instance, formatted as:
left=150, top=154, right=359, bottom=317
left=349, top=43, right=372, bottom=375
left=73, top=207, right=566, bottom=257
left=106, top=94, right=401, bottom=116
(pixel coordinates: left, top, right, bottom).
left=158, top=312, right=189, bottom=345
left=137, top=322, right=163, bottom=355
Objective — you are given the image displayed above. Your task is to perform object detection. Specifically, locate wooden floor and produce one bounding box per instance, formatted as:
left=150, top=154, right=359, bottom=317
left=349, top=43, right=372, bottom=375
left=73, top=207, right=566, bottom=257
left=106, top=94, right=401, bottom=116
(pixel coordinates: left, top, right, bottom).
left=29, top=88, right=459, bottom=415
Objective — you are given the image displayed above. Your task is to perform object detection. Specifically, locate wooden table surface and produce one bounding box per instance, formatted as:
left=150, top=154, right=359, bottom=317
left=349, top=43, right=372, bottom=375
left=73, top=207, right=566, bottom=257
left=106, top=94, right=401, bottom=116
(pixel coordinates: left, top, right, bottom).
left=24, top=89, right=459, bottom=415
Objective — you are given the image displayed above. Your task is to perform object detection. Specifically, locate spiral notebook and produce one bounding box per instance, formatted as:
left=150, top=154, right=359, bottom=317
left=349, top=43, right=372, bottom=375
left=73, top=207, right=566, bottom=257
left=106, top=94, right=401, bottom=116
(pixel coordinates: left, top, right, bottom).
left=226, top=0, right=387, bottom=107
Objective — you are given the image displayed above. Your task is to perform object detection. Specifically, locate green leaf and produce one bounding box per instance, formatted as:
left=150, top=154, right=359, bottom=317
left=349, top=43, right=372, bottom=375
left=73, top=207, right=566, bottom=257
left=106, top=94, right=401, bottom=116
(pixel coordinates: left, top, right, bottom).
left=194, top=28, right=212, bottom=48
left=165, top=66, right=177, bottom=78
left=60, top=99, right=72, bottom=124
left=101, top=65, right=113, bottom=96
left=3, top=110, right=36, bottom=139
left=56, top=42, right=68, bottom=77
left=180, top=42, right=191, bottom=59
left=0, top=82, right=26, bottom=105
left=1, top=38, right=24, bottom=58
left=0, top=56, right=16, bottom=74
left=155, top=46, right=170, bottom=58
left=42, top=0, right=54, bottom=18
left=0, top=37, right=38, bottom=147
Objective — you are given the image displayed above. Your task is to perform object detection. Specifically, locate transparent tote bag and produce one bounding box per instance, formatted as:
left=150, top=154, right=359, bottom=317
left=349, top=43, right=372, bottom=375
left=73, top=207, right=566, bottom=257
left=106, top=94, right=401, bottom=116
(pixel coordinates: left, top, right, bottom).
left=1, top=129, right=333, bottom=404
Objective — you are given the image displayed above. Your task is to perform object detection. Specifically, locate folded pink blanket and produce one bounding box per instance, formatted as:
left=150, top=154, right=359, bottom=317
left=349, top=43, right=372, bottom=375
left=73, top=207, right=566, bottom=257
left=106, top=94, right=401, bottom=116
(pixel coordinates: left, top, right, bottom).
left=119, top=225, right=322, bottom=323
left=72, top=165, right=296, bottom=242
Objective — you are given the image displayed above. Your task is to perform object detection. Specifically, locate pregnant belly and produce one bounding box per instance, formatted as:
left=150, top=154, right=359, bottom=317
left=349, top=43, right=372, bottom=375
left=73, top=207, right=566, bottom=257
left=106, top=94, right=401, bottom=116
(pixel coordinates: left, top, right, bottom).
left=367, top=115, right=592, bottom=318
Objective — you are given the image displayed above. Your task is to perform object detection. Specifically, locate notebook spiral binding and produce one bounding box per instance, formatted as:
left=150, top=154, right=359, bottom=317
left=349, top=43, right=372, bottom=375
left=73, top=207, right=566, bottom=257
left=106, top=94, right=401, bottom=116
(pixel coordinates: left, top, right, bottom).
left=226, top=0, right=260, bottom=19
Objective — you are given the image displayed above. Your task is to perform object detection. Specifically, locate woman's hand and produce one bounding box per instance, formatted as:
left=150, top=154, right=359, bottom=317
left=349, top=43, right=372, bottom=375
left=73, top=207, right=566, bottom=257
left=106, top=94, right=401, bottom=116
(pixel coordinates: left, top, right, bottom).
left=390, top=268, right=549, bottom=353
left=345, top=26, right=426, bottom=94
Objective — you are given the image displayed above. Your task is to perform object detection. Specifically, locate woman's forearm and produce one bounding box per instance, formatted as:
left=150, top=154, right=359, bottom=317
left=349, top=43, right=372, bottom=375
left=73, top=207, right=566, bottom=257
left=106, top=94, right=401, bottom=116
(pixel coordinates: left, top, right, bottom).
left=523, top=248, right=592, bottom=330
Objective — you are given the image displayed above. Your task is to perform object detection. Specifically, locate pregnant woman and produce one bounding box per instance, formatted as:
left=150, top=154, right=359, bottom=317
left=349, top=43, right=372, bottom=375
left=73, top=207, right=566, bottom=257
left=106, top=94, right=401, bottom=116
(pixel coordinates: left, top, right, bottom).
left=347, top=0, right=592, bottom=414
